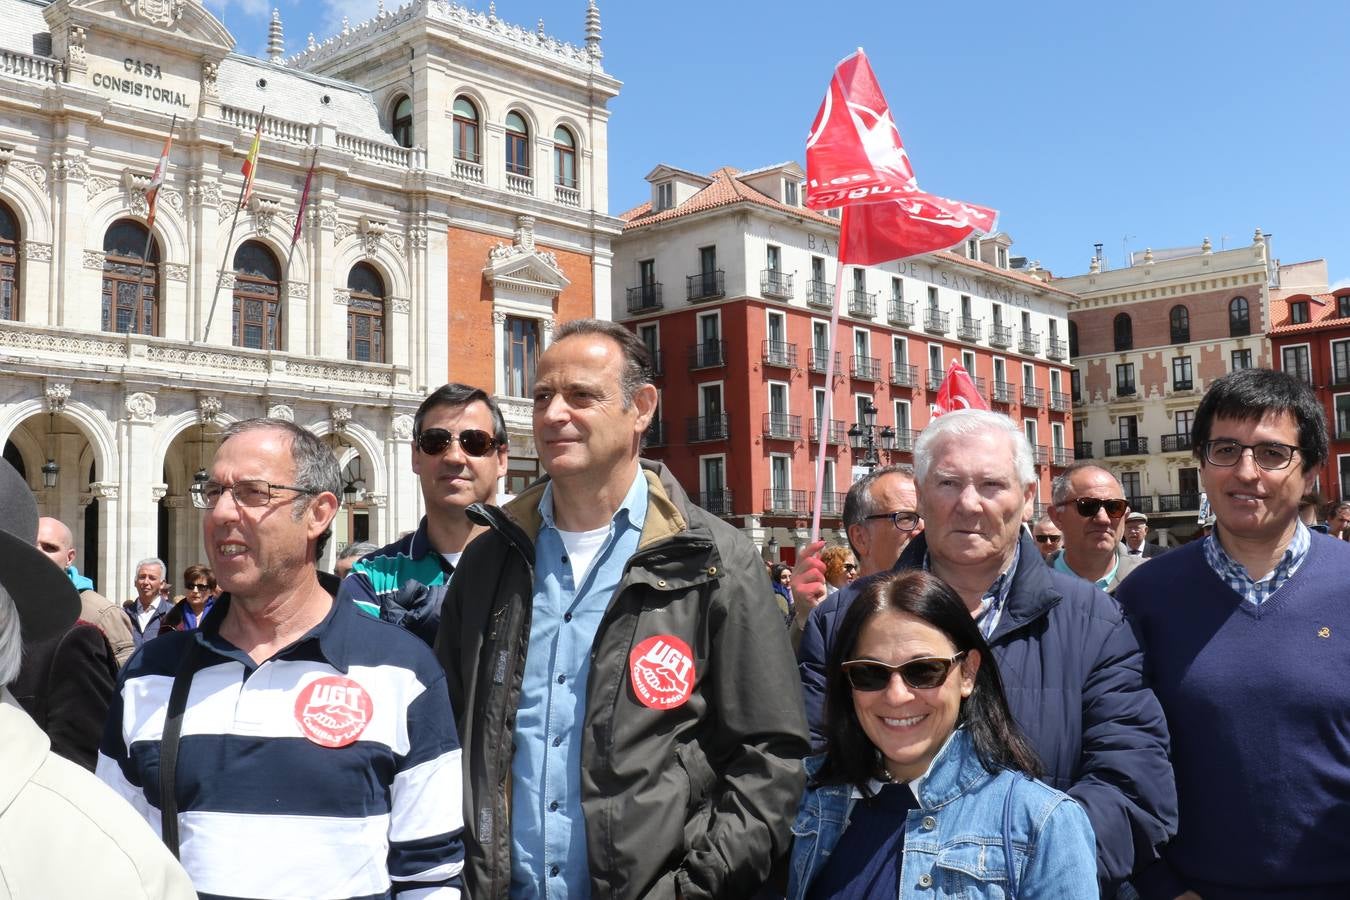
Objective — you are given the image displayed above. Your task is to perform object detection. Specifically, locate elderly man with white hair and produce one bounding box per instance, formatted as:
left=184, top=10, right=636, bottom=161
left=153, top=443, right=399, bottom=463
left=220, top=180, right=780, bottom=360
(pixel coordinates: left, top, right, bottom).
left=0, top=460, right=195, bottom=898
left=796, top=409, right=1177, bottom=895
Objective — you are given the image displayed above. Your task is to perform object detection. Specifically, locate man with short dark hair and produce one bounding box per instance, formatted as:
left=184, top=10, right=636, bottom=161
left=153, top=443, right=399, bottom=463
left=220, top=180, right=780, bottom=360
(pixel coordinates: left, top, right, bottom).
left=1046, top=463, right=1145, bottom=594
left=340, top=383, right=508, bottom=644
left=1120, top=369, right=1350, bottom=899
left=437, top=318, right=808, bottom=899
left=1324, top=499, right=1350, bottom=539
left=99, top=418, right=465, bottom=898
left=1031, top=513, right=1063, bottom=560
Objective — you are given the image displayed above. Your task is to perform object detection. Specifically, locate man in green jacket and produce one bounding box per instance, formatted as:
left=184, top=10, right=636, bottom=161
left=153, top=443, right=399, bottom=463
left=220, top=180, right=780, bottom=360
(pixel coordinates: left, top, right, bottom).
left=436, top=319, right=809, bottom=900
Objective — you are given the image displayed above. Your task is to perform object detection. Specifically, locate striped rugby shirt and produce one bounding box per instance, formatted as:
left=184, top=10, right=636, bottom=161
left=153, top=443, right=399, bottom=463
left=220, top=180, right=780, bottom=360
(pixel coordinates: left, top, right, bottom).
left=338, top=518, right=454, bottom=646
left=96, top=591, right=464, bottom=900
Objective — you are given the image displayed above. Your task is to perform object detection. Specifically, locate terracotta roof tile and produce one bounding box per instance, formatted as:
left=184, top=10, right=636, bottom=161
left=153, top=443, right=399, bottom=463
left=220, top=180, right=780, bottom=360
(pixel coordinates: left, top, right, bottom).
left=1268, top=292, right=1345, bottom=331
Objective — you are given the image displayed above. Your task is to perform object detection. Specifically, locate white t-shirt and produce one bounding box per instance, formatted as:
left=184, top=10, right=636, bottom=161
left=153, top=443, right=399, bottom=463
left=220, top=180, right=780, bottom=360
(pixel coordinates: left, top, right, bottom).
left=441, top=551, right=463, bottom=570
left=556, top=525, right=610, bottom=585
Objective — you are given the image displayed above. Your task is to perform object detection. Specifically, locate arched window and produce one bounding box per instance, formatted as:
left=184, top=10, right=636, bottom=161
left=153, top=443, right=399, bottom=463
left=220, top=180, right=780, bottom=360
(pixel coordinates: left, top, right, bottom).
left=1229, top=296, right=1250, bottom=336
left=452, top=96, right=480, bottom=163
left=102, top=219, right=159, bottom=335
left=1113, top=312, right=1132, bottom=351
left=1169, top=304, right=1190, bottom=343
left=391, top=95, right=413, bottom=149
left=505, top=111, right=530, bottom=178
left=347, top=263, right=385, bottom=363
left=1068, top=320, right=1078, bottom=358
left=232, top=240, right=282, bottom=351
left=0, top=200, right=18, bottom=321
left=553, top=126, right=577, bottom=190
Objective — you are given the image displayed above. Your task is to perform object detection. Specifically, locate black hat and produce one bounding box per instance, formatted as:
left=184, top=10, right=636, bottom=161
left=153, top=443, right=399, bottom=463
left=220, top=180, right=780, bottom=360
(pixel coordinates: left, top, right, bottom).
left=0, top=460, right=79, bottom=641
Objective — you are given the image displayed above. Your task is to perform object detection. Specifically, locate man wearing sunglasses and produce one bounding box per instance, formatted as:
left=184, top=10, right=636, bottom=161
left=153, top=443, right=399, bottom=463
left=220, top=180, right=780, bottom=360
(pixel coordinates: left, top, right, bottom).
left=339, top=383, right=508, bottom=645
left=1045, top=464, right=1145, bottom=595
left=436, top=319, right=808, bottom=900
left=1031, top=514, right=1063, bottom=561
left=1119, top=368, right=1350, bottom=900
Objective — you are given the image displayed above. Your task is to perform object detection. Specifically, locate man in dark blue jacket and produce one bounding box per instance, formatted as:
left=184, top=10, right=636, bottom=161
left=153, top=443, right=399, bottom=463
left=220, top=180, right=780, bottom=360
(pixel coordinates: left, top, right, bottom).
left=798, top=409, right=1176, bottom=894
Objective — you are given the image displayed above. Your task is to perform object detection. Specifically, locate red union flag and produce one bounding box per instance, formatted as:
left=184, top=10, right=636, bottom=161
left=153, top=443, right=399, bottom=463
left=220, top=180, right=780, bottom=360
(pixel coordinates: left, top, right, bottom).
left=933, top=361, right=989, bottom=416
left=805, top=49, right=997, bottom=264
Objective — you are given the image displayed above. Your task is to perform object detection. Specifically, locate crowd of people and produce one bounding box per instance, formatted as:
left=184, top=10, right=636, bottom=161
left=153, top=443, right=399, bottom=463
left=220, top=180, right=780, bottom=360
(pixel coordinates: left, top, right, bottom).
left=1, top=327, right=1347, bottom=899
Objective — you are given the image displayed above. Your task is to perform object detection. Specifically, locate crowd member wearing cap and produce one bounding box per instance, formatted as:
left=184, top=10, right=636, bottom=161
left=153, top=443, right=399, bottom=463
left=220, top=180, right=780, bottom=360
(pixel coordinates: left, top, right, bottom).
left=0, top=461, right=195, bottom=898
left=339, top=383, right=507, bottom=644
left=98, top=418, right=465, bottom=899
left=1045, top=463, right=1146, bottom=595
left=1031, top=514, right=1063, bottom=561
left=1120, top=369, right=1350, bottom=898
left=36, top=515, right=136, bottom=665
left=1124, top=511, right=1164, bottom=558
left=436, top=320, right=807, bottom=899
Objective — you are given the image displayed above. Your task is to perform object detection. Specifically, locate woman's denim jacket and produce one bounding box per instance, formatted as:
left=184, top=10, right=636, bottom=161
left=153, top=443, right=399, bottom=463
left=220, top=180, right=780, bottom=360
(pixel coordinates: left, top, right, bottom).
left=787, top=729, right=1097, bottom=900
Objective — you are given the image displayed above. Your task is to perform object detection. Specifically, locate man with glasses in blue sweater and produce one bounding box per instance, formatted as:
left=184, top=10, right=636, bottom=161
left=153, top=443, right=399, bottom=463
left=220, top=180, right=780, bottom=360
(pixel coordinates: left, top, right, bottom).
left=1119, top=368, right=1350, bottom=900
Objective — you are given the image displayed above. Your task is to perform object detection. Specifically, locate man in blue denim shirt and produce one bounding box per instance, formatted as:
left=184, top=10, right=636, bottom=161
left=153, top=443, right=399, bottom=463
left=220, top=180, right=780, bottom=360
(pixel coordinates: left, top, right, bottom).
left=437, top=320, right=809, bottom=900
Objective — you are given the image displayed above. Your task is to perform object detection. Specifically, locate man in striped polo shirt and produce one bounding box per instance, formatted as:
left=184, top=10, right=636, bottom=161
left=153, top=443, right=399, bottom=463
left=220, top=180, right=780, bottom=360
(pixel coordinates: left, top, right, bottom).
left=339, top=383, right=508, bottom=645
left=98, top=418, right=464, bottom=899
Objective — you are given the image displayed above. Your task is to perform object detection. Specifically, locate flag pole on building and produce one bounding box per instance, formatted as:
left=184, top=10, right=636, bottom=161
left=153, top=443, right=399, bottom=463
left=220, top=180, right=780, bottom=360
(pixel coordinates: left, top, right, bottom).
left=803, top=49, right=997, bottom=542
left=204, top=106, right=266, bottom=343
left=132, top=114, right=177, bottom=328
left=284, top=146, right=318, bottom=279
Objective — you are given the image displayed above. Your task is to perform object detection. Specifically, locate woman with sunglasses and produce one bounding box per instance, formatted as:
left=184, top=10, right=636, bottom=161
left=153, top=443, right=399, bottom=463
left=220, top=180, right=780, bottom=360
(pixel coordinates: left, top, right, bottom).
left=786, top=570, right=1096, bottom=899
left=157, top=564, right=217, bottom=636
left=820, top=546, right=858, bottom=595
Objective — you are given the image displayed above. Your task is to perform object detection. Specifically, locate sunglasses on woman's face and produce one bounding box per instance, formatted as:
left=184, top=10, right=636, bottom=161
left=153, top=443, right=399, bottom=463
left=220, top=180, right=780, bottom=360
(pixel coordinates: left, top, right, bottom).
left=414, top=427, right=499, bottom=458
left=841, top=652, right=968, bottom=692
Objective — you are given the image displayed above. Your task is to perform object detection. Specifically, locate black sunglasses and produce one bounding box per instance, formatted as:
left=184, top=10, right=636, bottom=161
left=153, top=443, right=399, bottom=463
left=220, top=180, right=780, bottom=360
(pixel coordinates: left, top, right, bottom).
left=414, top=428, right=500, bottom=458
left=841, top=652, right=968, bottom=692
left=1058, top=497, right=1128, bottom=519
left=1034, top=534, right=1062, bottom=544
left=187, top=583, right=212, bottom=592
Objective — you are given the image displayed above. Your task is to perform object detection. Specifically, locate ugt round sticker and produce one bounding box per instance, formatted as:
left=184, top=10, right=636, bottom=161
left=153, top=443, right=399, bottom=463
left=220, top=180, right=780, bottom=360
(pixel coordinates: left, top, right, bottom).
left=629, top=635, right=695, bottom=710
left=294, top=675, right=373, bottom=748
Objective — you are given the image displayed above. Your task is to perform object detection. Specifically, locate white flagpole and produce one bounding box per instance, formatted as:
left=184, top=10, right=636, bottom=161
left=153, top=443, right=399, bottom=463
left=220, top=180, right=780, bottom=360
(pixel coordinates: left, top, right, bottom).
left=810, top=254, right=848, bottom=543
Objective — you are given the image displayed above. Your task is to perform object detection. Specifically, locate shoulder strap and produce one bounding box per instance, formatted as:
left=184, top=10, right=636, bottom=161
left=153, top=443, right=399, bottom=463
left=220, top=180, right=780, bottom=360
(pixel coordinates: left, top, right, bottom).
left=1002, top=772, right=1020, bottom=900
left=158, top=638, right=200, bottom=858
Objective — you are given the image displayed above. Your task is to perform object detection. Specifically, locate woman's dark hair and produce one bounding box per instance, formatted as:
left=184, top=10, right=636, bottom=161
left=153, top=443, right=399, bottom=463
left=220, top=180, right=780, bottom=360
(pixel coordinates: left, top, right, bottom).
left=182, top=563, right=216, bottom=590
left=770, top=563, right=791, bottom=582
left=1191, top=368, right=1328, bottom=471
left=815, top=570, right=1041, bottom=791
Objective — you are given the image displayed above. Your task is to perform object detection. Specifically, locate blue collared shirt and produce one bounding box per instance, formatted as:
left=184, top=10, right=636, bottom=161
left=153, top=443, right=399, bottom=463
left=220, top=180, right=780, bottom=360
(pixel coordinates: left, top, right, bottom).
left=1202, top=520, right=1311, bottom=607
left=510, top=470, right=649, bottom=899
left=1052, top=548, right=1119, bottom=592
left=924, top=543, right=1019, bottom=639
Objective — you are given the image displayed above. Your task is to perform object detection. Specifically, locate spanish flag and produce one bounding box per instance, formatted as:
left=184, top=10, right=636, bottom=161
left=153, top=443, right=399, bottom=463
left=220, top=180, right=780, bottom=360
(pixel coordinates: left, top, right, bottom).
left=239, top=111, right=264, bottom=209
left=145, top=116, right=176, bottom=230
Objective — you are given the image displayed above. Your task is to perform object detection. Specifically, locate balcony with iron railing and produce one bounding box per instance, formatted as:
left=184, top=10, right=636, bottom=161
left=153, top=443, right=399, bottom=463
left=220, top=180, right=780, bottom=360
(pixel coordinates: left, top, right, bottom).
left=888, top=300, right=915, bottom=326
left=688, top=340, right=725, bottom=369
left=644, top=420, right=665, bottom=448
left=1333, top=366, right=1350, bottom=387
left=763, top=488, right=809, bottom=516
left=957, top=316, right=982, bottom=342
left=807, top=279, right=834, bottom=309
left=811, top=418, right=847, bottom=444
left=890, top=363, right=918, bottom=388
left=1157, top=492, right=1201, bottom=512
left=1104, top=437, right=1150, bottom=456
left=809, top=349, right=841, bottom=374
left=927, top=368, right=945, bottom=391
left=687, top=269, right=726, bottom=302
left=850, top=355, right=881, bottom=381
left=761, top=269, right=793, bottom=300
left=886, top=428, right=918, bottom=453
left=924, top=309, right=950, bottom=334
left=1049, top=446, right=1070, bottom=467
left=761, top=340, right=798, bottom=368
left=1074, top=442, right=1094, bottom=459
left=1127, top=495, right=1154, bottom=514
left=1172, top=378, right=1194, bottom=392
left=762, top=412, right=802, bottom=441
left=1049, top=391, right=1071, bottom=412
left=848, top=290, right=877, bottom=318
left=1047, top=337, right=1068, bottom=361
left=1114, top=382, right=1137, bottom=398
left=1022, top=386, right=1045, bottom=408
left=991, top=380, right=1016, bottom=404
left=813, top=491, right=846, bottom=519
left=1018, top=331, right=1041, bottom=355
left=626, top=283, right=662, bottom=313
left=686, top=414, right=729, bottom=443
left=989, top=324, right=1013, bottom=348
left=1033, top=445, right=1049, bottom=466
left=1160, top=434, right=1193, bottom=453
left=700, top=490, right=735, bottom=517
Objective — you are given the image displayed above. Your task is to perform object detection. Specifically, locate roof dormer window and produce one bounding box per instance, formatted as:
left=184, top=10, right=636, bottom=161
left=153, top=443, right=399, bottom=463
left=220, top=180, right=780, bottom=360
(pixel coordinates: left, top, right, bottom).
left=997, top=246, right=1008, bottom=269
left=655, top=181, right=674, bottom=212
left=784, top=180, right=799, bottom=207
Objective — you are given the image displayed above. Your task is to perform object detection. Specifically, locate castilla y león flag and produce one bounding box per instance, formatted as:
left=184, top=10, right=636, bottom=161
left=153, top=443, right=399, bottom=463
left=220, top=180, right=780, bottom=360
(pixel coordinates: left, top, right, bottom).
left=933, top=361, right=990, bottom=416
left=805, top=49, right=997, bottom=265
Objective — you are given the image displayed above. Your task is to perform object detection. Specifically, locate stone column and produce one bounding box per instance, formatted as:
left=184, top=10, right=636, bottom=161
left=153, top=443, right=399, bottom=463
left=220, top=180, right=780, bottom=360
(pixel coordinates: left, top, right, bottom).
left=117, top=390, right=160, bottom=594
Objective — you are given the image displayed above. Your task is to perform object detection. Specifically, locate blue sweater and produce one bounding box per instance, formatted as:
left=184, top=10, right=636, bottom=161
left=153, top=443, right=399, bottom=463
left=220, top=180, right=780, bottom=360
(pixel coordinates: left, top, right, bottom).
left=1117, top=534, right=1350, bottom=900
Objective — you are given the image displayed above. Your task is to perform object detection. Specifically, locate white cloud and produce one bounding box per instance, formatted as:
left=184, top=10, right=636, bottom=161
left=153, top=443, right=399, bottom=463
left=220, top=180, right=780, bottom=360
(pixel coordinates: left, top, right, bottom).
left=320, top=0, right=383, bottom=33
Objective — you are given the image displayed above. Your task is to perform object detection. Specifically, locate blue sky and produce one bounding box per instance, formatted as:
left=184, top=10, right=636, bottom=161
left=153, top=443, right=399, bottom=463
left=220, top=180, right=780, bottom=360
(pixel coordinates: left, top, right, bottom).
left=210, top=0, right=1349, bottom=286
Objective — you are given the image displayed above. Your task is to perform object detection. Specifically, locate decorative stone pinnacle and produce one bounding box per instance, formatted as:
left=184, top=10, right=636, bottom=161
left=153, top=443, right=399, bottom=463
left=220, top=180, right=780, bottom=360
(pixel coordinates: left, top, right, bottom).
left=267, top=9, right=285, bottom=63
left=585, top=0, right=602, bottom=59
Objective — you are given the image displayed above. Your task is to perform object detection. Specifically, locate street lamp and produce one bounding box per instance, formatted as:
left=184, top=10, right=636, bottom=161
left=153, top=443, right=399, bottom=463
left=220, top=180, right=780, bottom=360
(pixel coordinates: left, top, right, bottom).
left=848, top=401, right=895, bottom=472
left=42, top=410, right=59, bottom=488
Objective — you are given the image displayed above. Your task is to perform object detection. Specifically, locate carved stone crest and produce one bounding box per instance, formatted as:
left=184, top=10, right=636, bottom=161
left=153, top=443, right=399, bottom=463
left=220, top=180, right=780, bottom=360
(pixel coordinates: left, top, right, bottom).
left=392, top=414, right=414, bottom=441
left=267, top=404, right=294, bottom=422
left=45, top=383, right=71, bottom=412
left=122, top=0, right=185, bottom=28
left=126, top=391, right=156, bottom=422
left=330, top=406, right=353, bottom=433
left=250, top=196, right=281, bottom=237
left=198, top=395, right=222, bottom=424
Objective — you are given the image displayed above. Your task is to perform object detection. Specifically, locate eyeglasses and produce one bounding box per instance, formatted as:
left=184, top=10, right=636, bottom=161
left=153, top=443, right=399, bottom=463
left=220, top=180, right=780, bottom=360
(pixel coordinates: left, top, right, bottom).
left=843, top=563, right=858, bottom=573
left=190, top=480, right=317, bottom=510
left=1057, top=497, right=1128, bottom=519
left=1202, top=438, right=1299, bottom=471
left=186, top=583, right=212, bottom=592
left=414, top=428, right=500, bottom=458
left=862, top=510, right=921, bottom=531
left=1034, top=534, right=1062, bottom=544
left=842, top=652, right=968, bottom=692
